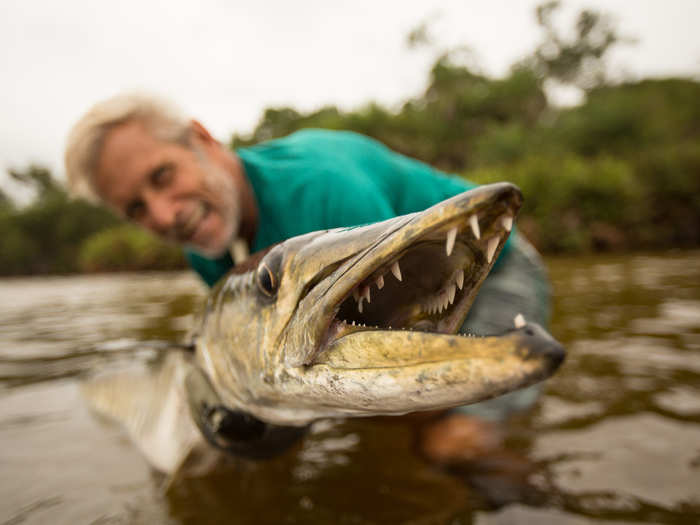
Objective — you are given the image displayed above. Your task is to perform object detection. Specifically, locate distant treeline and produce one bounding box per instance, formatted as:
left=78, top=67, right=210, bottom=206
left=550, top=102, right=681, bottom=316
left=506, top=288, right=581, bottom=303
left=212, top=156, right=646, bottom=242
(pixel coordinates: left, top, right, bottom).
left=0, top=166, right=185, bottom=276
left=1, top=2, right=698, bottom=275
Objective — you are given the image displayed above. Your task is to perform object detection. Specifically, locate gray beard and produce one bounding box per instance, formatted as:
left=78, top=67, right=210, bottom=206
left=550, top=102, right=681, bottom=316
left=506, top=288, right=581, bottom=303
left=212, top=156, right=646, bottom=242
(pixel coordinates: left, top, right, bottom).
left=189, top=147, right=242, bottom=258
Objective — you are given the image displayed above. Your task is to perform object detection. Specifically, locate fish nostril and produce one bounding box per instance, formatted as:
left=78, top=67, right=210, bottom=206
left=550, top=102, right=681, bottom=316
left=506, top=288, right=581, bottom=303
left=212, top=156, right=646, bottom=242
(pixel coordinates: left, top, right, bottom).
left=549, top=344, right=566, bottom=370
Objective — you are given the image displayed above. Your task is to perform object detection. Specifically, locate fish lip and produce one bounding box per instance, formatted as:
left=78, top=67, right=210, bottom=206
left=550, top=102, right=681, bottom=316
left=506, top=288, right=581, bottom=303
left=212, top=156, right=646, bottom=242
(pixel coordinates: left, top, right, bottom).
left=292, top=183, right=524, bottom=367
left=314, top=321, right=567, bottom=378
left=515, top=322, right=567, bottom=375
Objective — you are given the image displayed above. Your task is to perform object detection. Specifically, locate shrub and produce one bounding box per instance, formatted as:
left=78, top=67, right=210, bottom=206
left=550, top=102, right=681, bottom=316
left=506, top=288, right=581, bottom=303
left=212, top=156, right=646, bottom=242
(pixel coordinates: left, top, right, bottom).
left=79, top=225, right=185, bottom=272
left=633, top=142, right=700, bottom=247
left=468, top=154, right=641, bottom=252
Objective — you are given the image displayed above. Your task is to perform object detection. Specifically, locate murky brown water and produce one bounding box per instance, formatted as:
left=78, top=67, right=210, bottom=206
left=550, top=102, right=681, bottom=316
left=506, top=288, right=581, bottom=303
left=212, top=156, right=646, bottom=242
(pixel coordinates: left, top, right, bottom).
left=1, top=252, right=699, bottom=524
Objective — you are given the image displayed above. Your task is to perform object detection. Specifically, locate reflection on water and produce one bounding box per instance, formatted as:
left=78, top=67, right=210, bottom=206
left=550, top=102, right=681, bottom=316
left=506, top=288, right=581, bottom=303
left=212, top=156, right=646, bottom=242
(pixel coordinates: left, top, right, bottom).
left=1, top=253, right=699, bottom=524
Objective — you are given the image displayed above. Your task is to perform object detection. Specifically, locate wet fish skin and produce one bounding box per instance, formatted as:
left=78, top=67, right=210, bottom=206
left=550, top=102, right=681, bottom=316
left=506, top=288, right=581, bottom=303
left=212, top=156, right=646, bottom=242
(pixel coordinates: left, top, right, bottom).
left=193, top=183, right=566, bottom=426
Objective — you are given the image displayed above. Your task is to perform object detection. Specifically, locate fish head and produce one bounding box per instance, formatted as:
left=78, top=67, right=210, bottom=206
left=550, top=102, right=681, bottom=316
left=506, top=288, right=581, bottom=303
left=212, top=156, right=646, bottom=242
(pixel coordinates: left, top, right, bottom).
left=196, top=183, right=565, bottom=425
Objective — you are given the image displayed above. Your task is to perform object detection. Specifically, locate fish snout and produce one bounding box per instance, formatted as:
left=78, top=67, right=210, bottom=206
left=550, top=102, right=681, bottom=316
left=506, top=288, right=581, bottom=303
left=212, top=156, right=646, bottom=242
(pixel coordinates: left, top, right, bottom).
left=512, top=322, right=566, bottom=376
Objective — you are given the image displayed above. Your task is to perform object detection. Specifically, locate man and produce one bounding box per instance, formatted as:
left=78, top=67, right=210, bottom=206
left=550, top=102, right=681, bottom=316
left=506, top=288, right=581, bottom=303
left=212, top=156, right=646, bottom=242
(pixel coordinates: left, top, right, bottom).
left=65, top=93, right=550, bottom=463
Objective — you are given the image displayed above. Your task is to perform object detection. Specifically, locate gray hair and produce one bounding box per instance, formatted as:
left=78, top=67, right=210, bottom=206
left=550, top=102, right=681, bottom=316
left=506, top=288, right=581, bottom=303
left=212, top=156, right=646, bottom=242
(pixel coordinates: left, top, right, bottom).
left=64, top=92, right=191, bottom=202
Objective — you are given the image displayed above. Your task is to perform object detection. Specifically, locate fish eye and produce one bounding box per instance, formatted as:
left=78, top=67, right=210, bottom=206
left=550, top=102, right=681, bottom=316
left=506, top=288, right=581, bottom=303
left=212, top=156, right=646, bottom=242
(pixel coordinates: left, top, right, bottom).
left=255, top=246, right=284, bottom=297
left=256, top=263, right=277, bottom=296
left=256, top=248, right=283, bottom=297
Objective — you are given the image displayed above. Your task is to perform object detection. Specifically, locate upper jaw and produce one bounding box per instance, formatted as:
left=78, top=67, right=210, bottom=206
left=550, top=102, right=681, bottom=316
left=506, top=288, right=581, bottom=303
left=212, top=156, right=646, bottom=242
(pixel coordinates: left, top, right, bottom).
left=282, top=183, right=523, bottom=367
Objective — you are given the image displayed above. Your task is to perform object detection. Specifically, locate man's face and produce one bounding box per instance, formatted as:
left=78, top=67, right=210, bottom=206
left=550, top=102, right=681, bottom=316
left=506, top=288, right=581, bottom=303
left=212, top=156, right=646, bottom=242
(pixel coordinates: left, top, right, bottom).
left=94, top=120, right=240, bottom=257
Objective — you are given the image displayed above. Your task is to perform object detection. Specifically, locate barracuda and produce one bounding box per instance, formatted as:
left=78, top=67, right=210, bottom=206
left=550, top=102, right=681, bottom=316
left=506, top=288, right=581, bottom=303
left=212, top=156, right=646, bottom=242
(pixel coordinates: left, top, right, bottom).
left=84, top=182, right=565, bottom=474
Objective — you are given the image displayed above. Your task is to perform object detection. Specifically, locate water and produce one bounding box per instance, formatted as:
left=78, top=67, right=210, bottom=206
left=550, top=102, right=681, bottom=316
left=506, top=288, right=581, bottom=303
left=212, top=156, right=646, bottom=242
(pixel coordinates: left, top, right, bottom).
left=1, top=253, right=699, bottom=524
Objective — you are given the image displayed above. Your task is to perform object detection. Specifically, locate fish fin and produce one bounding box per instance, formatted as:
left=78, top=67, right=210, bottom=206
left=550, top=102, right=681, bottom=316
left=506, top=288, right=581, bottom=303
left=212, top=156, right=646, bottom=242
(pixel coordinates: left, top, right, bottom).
left=82, top=352, right=209, bottom=475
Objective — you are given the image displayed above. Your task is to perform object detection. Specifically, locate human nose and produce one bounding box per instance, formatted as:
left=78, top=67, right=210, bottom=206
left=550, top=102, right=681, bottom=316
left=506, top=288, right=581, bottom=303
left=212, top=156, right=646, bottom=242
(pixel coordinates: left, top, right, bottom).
left=143, top=192, right=176, bottom=235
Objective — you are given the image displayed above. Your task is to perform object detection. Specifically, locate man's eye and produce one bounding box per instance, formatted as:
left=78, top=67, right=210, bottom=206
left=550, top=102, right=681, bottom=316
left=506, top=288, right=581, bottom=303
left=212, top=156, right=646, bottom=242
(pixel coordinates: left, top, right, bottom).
left=151, top=165, right=173, bottom=187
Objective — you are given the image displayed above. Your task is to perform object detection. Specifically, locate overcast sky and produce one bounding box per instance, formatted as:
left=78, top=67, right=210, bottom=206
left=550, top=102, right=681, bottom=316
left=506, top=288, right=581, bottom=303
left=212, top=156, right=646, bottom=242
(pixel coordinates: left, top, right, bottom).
left=1, top=0, right=699, bottom=194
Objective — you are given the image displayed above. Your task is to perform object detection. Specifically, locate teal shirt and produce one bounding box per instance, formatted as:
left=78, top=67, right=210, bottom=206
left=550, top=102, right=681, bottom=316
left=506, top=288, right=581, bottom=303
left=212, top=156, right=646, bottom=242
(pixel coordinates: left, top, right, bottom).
left=186, top=129, right=511, bottom=287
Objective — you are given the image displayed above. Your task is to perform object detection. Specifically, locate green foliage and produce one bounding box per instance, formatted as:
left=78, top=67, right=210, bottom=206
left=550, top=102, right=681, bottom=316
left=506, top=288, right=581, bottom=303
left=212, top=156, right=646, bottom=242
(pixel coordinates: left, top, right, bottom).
left=551, top=79, right=700, bottom=156
left=78, top=224, right=185, bottom=272
left=469, top=155, right=642, bottom=252
left=0, top=166, right=121, bottom=275
left=0, top=166, right=186, bottom=275
left=525, top=0, right=625, bottom=89
left=633, top=142, right=700, bottom=247
left=0, top=206, right=40, bottom=274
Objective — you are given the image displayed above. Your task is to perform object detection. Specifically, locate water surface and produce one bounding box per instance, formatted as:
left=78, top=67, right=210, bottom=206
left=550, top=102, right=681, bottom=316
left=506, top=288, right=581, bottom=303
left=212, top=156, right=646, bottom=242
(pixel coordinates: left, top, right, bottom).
left=1, top=253, right=699, bottom=524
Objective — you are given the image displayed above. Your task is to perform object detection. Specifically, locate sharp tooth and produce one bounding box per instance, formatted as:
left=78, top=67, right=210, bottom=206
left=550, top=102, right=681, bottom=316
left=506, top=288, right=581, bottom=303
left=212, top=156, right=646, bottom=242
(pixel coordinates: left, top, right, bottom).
left=443, top=293, right=450, bottom=311
left=486, top=237, right=499, bottom=263
left=448, top=284, right=456, bottom=304
left=455, top=270, right=464, bottom=290
left=353, top=289, right=360, bottom=301
left=362, top=285, right=371, bottom=303
left=502, top=215, right=513, bottom=232
left=445, top=226, right=457, bottom=256
left=376, top=275, right=384, bottom=289
left=514, top=313, right=526, bottom=328
left=358, top=299, right=364, bottom=313
left=469, top=215, right=480, bottom=240
left=351, top=320, right=355, bottom=326
left=391, top=261, right=402, bottom=281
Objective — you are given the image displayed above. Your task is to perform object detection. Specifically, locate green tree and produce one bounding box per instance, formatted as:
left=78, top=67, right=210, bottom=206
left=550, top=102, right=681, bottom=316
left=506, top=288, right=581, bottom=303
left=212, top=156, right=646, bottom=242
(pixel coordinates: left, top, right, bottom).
left=0, top=166, right=121, bottom=274
left=524, top=0, right=626, bottom=89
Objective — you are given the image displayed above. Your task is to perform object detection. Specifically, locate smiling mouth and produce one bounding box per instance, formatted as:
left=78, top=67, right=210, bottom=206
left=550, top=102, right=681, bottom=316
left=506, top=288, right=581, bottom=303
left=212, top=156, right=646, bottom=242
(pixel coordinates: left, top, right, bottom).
left=177, top=201, right=209, bottom=242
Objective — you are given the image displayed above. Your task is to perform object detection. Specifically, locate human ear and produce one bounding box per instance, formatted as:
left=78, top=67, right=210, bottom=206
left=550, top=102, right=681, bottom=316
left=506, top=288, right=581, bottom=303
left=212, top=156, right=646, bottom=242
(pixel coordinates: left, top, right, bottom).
left=190, top=119, right=218, bottom=146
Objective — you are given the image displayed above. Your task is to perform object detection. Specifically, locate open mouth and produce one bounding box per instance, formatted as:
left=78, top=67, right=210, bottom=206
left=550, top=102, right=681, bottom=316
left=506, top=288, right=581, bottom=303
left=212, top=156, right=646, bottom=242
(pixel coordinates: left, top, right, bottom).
left=321, top=191, right=519, bottom=347
left=194, top=183, right=566, bottom=423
